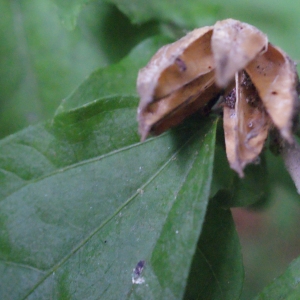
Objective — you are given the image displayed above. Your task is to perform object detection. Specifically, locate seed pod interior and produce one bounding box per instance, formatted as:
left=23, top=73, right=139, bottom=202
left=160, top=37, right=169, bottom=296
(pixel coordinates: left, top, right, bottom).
left=137, top=27, right=216, bottom=140
left=223, top=71, right=271, bottom=176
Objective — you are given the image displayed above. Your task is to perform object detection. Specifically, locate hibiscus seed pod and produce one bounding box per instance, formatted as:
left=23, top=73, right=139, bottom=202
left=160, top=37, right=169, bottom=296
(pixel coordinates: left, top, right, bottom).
left=137, top=19, right=299, bottom=176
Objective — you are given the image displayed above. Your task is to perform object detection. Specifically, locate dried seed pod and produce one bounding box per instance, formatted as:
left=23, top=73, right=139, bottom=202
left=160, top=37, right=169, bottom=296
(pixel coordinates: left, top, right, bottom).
left=212, top=19, right=268, bottom=87
left=141, top=72, right=221, bottom=137
left=223, top=71, right=271, bottom=176
left=137, top=26, right=215, bottom=140
left=245, top=44, right=299, bottom=142
left=137, top=19, right=299, bottom=177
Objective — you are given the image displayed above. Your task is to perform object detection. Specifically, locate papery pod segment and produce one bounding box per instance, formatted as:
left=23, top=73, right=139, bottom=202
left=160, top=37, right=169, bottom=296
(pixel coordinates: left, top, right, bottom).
left=137, top=26, right=217, bottom=141
left=223, top=71, right=272, bottom=177
left=245, top=44, right=299, bottom=143
left=137, top=18, right=299, bottom=177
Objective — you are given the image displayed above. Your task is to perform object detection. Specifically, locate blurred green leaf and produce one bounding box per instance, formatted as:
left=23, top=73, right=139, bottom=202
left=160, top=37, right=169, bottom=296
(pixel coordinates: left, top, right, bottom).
left=105, top=0, right=300, bottom=69
left=184, top=198, right=244, bottom=299
left=50, top=0, right=92, bottom=29
left=56, top=35, right=172, bottom=114
left=52, top=0, right=219, bottom=29
left=0, top=0, right=107, bottom=137
left=52, top=0, right=300, bottom=69
left=78, top=2, right=161, bottom=64
left=253, top=256, right=300, bottom=300
left=208, top=0, right=300, bottom=65
left=228, top=158, right=268, bottom=208
left=107, top=0, right=219, bottom=28
left=0, top=0, right=160, bottom=138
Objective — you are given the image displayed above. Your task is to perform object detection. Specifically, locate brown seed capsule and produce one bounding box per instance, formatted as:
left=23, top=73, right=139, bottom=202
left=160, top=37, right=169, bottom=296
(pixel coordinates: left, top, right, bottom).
left=245, top=44, right=299, bottom=143
left=211, top=19, right=268, bottom=87
left=223, top=71, right=271, bottom=176
left=137, top=26, right=216, bottom=141
left=137, top=19, right=299, bottom=176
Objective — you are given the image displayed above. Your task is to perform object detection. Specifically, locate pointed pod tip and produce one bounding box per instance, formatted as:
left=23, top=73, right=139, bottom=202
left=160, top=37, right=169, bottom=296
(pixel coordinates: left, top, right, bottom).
left=229, top=161, right=245, bottom=178
left=139, top=125, right=150, bottom=142
left=280, top=128, right=295, bottom=145
left=140, top=135, right=147, bottom=143
left=236, top=167, right=245, bottom=179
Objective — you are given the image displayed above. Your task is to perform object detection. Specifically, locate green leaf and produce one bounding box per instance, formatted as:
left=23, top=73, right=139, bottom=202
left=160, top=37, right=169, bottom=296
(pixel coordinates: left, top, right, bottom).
left=184, top=198, right=244, bottom=299
left=107, top=0, right=219, bottom=28
left=0, top=29, right=220, bottom=295
left=52, top=0, right=219, bottom=30
left=253, top=256, right=300, bottom=300
left=50, top=0, right=92, bottom=29
left=0, top=92, right=217, bottom=298
left=56, top=1, right=161, bottom=62
left=56, top=35, right=172, bottom=114
left=0, top=0, right=108, bottom=137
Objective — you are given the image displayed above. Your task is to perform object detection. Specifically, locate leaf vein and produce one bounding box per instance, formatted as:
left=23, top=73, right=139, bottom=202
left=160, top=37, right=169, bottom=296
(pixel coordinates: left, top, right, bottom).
left=0, top=259, right=45, bottom=273
left=22, top=130, right=197, bottom=299
left=0, top=133, right=166, bottom=203
left=198, top=248, right=224, bottom=299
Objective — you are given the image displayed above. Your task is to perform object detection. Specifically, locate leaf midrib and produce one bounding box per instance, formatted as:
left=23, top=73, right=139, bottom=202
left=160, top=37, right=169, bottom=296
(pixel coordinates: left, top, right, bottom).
left=22, top=129, right=200, bottom=299
left=0, top=133, right=166, bottom=203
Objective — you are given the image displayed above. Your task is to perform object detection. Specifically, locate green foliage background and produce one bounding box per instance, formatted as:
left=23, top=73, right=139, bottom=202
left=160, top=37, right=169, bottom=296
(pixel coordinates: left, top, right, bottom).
left=0, top=0, right=300, bottom=299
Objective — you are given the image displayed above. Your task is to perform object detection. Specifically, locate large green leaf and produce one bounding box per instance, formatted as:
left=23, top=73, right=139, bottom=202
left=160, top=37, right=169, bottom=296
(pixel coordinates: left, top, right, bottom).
left=253, top=256, right=300, bottom=300
left=0, top=93, right=218, bottom=299
left=0, top=32, right=222, bottom=298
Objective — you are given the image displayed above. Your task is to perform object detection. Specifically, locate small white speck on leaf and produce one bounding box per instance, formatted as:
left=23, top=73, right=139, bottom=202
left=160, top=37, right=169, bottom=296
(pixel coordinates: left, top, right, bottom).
left=132, top=260, right=146, bottom=284
left=137, top=188, right=144, bottom=195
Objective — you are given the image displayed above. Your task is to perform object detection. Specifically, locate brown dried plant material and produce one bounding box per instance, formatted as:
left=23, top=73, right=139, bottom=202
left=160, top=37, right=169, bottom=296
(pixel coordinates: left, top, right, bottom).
left=212, top=19, right=268, bottom=87
left=245, top=44, right=299, bottom=142
left=223, top=72, right=272, bottom=176
left=137, top=26, right=215, bottom=140
left=142, top=72, right=222, bottom=137
left=137, top=18, right=299, bottom=176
